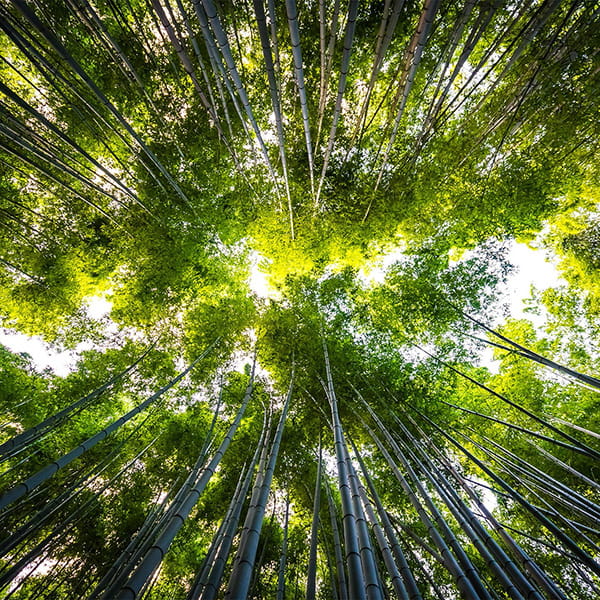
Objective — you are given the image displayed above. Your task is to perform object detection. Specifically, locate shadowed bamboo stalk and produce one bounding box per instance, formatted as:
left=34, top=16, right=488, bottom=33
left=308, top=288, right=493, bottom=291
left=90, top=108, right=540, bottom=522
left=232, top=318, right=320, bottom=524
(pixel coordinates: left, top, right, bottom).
left=398, top=408, right=568, bottom=600
left=326, top=479, right=348, bottom=600
left=350, top=437, right=421, bottom=600
left=0, top=438, right=158, bottom=594
left=276, top=492, right=291, bottom=600
left=322, top=338, right=366, bottom=600
left=351, top=0, right=405, bottom=151
left=196, top=403, right=271, bottom=600
left=455, top=306, right=600, bottom=391
left=343, top=443, right=384, bottom=600
left=89, top=484, right=179, bottom=600
left=0, top=342, right=217, bottom=512
left=0, top=341, right=157, bottom=460
left=315, top=0, right=341, bottom=150
left=187, top=463, right=250, bottom=600
left=225, top=371, right=294, bottom=599
left=0, top=408, right=161, bottom=563
left=407, top=402, right=600, bottom=579
left=114, top=357, right=257, bottom=600
left=306, top=440, right=322, bottom=600
left=390, top=416, right=537, bottom=600
left=0, top=80, right=148, bottom=212
left=360, top=415, right=484, bottom=599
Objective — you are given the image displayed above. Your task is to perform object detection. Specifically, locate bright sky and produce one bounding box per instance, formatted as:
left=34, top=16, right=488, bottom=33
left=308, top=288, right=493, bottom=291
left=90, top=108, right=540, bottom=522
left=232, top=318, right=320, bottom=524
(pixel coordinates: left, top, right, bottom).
left=473, top=240, right=563, bottom=371
left=1, top=242, right=563, bottom=376
left=503, top=241, right=563, bottom=321
left=0, top=295, right=113, bottom=377
left=246, top=251, right=274, bottom=299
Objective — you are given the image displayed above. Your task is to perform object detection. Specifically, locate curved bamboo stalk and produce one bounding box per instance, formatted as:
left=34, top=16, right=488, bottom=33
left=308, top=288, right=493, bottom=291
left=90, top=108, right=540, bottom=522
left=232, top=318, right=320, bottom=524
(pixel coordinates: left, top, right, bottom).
left=0, top=341, right=157, bottom=460
left=481, top=443, right=600, bottom=551
left=306, top=440, right=322, bottom=600
left=115, top=358, right=256, bottom=600
left=315, top=0, right=359, bottom=208
left=417, top=0, right=495, bottom=146
left=0, top=256, right=47, bottom=285
left=225, top=372, right=294, bottom=599
left=322, top=340, right=366, bottom=600
left=174, top=0, right=221, bottom=123
left=398, top=407, right=570, bottom=600
left=285, top=0, right=315, bottom=196
left=0, top=341, right=217, bottom=511
left=326, top=479, right=348, bottom=600
left=0, top=115, right=132, bottom=215
left=0, top=130, right=124, bottom=229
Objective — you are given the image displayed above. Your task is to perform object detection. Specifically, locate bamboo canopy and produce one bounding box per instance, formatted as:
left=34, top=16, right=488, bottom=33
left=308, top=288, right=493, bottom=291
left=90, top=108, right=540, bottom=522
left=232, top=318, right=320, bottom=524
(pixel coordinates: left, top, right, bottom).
left=0, top=1, right=599, bottom=599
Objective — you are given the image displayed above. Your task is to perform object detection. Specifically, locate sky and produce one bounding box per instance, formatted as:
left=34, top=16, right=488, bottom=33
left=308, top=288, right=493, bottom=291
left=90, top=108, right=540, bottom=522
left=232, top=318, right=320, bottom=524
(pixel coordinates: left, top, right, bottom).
left=1, top=241, right=563, bottom=377
left=0, top=296, right=112, bottom=376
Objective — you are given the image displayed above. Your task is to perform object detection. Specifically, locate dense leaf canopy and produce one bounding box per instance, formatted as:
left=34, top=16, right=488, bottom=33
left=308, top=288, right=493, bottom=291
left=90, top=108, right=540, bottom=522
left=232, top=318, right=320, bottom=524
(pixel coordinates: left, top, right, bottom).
left=0, top=0, right=599, bottom=598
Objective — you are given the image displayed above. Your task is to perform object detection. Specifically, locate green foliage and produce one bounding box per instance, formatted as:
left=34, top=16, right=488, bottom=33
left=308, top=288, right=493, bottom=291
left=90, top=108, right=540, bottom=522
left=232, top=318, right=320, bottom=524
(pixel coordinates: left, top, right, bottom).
left=0, top=1, right=599, bottom=598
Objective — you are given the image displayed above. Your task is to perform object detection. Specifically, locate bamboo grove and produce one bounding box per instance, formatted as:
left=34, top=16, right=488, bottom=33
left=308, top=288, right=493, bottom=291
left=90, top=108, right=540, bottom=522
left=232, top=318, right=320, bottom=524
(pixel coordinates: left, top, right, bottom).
left=0, top=0, right=599, bottom=598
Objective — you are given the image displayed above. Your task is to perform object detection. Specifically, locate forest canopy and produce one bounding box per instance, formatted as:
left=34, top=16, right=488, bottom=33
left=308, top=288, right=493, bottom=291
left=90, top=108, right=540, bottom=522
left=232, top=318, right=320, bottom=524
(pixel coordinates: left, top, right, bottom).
left=0, top=0, right=599, bottom=599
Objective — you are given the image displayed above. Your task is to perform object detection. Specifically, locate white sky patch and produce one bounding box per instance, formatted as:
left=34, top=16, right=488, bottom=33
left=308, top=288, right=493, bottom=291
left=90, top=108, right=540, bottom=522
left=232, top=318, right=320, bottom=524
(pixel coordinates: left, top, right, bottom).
left=247, top=251, right=280, bottom=300
left=477, top=239, right=564, bottom=372
left=502, top=241, right=563, bottom=323
left=85, top=295, right=113, bottom=319
left=0, top=294, right=116, bottom=376
left=359, top=237, right=565, bottom=373
left=0, top=330, right=91, bottom=377
left=358, top=245, right=406, bottom=285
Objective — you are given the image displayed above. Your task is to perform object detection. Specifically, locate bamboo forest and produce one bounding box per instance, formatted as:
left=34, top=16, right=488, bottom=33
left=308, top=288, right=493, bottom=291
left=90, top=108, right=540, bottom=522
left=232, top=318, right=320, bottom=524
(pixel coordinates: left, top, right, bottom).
left=1, top=0, right=600, bottom=598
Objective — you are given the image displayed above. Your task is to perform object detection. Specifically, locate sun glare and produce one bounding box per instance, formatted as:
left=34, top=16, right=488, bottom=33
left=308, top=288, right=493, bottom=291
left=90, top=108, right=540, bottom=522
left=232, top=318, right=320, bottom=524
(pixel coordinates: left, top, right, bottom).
left=247, top=252, right=280, bottom=300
